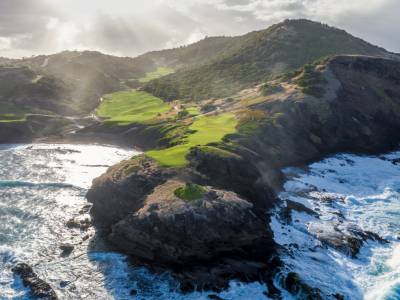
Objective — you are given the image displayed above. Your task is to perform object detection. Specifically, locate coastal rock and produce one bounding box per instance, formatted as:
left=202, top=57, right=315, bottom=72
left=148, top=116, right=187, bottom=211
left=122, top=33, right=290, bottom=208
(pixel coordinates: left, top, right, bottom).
left=108, top=180, right=276, bottom=290
left=66, top=215, right=91, bottom=230
left=12, top=263, right=58, bottom=299
left=283, top=272, right=323, bottom=300
left=87, top=156, right=175, bottom=228
left=311, top=223, right=388, bottom=258
left=59, top=243, right=74, bottom=254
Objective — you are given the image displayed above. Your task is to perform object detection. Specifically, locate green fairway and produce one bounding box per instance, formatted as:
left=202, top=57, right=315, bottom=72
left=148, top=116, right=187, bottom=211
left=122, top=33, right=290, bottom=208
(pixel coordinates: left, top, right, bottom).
left=0, top=103, right=27, bottom=123
left=139, top=67, right=175, bottom=83
left=147, top=113, right=238, bottom=167
left=96, top=91, right=170, bottom=125
left=0, top=114, right=26, bottom=123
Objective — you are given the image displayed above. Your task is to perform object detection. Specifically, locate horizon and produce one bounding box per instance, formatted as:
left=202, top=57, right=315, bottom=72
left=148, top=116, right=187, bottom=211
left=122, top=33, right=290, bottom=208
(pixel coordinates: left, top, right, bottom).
left=1, top=0, right=399, bottom=59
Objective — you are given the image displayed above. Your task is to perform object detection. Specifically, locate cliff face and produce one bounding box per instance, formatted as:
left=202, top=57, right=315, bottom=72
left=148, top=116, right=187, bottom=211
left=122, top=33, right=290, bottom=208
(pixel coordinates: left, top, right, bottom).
left=87, top=55, right=400, bottom=294
left=190, top=56, right=400, bottom=201
left=0, top=115, right=76, bottom=144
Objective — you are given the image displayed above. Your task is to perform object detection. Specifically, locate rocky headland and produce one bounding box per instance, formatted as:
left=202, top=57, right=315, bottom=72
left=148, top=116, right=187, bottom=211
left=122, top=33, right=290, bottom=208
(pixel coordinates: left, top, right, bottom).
left=87, top=55, right=400, bottom=297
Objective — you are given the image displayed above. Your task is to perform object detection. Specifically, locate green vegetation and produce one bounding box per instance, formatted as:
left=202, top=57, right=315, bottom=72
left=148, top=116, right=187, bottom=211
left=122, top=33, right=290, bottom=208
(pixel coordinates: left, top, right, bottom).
left=174, top=183, right=206, bottom=201
left=295, top=64, right=327, bottom=98
left=0, top=102, right=27, bottom=123
left=139, top=67, right=175, bottom=83
left=0, top=114, right=26, bottom=123
left=144, top=19, right=385, bottom=102
left=196, top=145, right=238, bottom=158
left=261, top=83, right=283, bottom=96
left=236, top=109, right=267, bottom=134
left=177, top=109, right=189, bottom=119
left=187, top=106, right=200, bottom=116
left=96, top=91, right=170, bottom=125
left=141, top=36, right=242, bottom=69
left=147, top=113, right=238, bottom=167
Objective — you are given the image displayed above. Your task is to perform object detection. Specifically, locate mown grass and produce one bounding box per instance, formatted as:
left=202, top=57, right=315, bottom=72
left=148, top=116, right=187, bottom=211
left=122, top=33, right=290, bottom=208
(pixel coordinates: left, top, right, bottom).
left=174, top=183, right=206, bottom=201
left=96, top=91, right=170, bottom=125
left=0, top=103, right=27, bottom=123
left=0, top=114, right=27, bottom=123
left=139, top=67, right=175, bottom=83
left=187, top=106, right=200, bottom=116
left=147, top=113, right=238, bottom=167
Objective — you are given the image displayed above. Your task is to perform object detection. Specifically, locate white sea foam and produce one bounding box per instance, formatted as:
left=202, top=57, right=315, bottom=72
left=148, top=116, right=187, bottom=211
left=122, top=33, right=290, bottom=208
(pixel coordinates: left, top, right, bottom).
left=272, top=152, right=400, bottom=299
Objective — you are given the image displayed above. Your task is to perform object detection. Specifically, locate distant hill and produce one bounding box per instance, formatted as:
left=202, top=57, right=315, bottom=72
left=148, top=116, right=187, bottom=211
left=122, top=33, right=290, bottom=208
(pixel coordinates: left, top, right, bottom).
left=0, top=51, right=158, bottom=113
left=144, top=19, right=394, bottom=101
left=0, top=41, right=246, bottom=114
left=0, top=66, right=73, bottom=116
left=1, top=19, right=398, bottom=116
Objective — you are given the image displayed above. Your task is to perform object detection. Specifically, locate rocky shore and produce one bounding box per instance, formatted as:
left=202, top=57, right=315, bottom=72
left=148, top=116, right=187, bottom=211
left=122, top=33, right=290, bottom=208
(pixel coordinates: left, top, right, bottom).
left=86, top=55, right=400, bottom=296
left=12, top=263, right=58, bottom=300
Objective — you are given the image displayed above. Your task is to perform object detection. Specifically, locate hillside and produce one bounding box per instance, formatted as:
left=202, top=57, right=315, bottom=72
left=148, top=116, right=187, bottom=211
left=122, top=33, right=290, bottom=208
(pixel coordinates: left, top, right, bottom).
left=0, top=66, right=73, bottom=118
left=0, top=51, right=158, bottom=113
left=139, top=36, right=242, bottom=69
left=0, top=37, right=247, bottom=114
left=144, top=19, right=392, bottom=101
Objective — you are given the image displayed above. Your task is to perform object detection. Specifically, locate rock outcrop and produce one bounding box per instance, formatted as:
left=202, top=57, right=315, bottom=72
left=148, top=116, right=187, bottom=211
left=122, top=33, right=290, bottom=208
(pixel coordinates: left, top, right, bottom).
left=0, top=115, right=76, bottom=144
left=87, top=156, right=175, bottom=228
left=88, top=167, right=277, bottom=291
left=12, top=263, right=58, bottom=299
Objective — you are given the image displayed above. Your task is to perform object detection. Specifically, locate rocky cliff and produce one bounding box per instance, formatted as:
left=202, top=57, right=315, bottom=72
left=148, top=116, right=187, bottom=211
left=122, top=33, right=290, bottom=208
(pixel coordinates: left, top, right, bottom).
left=89, top=55, right=400, bottom=296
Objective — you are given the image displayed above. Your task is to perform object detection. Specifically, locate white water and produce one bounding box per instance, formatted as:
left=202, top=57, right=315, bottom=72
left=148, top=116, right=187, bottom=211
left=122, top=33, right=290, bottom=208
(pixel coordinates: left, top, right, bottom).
left=0, top=144, right=271, bottom=300
left=271, top=152, right=400, bottom=299
left=4, top=143, right=398, bottom=299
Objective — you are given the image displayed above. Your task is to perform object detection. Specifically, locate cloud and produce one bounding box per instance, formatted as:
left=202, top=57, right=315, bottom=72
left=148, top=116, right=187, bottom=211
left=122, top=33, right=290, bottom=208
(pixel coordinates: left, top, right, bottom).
left=0, top=0, right=398, bottom=58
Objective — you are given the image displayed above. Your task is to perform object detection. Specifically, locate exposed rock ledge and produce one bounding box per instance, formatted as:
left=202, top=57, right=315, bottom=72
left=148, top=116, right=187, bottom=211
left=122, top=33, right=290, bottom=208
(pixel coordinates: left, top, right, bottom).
left=87, top=55, right=400, bottom=296
left=12, top=263, right=58, bottom=299
left=88, top=161, right=277, bottom=291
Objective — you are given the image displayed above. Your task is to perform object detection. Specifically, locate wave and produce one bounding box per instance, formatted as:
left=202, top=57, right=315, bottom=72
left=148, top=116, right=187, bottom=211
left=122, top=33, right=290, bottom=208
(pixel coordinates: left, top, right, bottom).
left=272, top=152, right=400, bottom=299
left=0, top=180, right=83, bottom=190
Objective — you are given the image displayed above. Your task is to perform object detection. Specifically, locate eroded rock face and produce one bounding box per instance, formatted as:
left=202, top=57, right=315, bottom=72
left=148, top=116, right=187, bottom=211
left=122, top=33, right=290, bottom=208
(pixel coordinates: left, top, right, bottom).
left=110, top=180, right=272, bottom=263
left=109, top=180, right=275, bottom=290
left=86, top=156, right=175, bottom=228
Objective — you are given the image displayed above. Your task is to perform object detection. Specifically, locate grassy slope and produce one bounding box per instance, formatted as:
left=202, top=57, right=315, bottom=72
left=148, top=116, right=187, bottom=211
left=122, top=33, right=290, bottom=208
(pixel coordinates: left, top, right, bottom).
left=96, top=91, right=170, bottom=125
left=147, top=113, right=238, bottom=167
left=4, top=51, right=157, bottom=114
left=139, top=67, right=175, bottom=83
left=139, top=36, right=242, bottom=69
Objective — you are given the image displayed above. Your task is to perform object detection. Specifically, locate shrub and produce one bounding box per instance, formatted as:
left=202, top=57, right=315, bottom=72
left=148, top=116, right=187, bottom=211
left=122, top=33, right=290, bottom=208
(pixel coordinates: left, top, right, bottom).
left=261, top=83, right=283, bottom=96
left=295, top=64, right=327, bottom=98
left=177, top=109, right=189, bottom=119
left=174, top=183, right=206, bottom=201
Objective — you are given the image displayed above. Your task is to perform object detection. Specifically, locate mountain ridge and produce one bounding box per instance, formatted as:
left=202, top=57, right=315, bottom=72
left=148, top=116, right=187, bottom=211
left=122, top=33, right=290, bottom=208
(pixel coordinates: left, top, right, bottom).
left=144, top=19, right=396, bottom=101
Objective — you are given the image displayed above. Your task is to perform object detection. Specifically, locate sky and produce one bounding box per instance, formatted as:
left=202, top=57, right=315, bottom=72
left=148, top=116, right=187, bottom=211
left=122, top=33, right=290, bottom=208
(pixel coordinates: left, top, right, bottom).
left=0, top=0, right=399, bottom=58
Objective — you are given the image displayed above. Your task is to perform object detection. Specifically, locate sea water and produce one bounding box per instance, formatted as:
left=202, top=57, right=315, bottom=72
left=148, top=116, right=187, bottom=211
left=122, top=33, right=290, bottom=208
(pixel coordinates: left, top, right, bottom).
left=0, top=144, right=269, bottom=300
left=271, top=152, right=400, bottom=299
left=3, top=143, right=396, bottom=299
